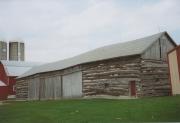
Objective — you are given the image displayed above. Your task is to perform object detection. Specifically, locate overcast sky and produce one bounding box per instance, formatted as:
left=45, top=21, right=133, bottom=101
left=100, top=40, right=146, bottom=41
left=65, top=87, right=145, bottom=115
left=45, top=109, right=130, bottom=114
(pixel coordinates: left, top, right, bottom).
left=0, top=0, right=180, bottom=62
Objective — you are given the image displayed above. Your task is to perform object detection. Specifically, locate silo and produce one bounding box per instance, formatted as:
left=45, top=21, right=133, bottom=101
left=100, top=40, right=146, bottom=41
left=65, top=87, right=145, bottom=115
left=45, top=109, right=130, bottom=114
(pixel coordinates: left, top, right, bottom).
left=0, top=41, right=7, bottom=60
left=20, top=42, right=25, bottom=61
left=9, top=41, right=25, bottom=61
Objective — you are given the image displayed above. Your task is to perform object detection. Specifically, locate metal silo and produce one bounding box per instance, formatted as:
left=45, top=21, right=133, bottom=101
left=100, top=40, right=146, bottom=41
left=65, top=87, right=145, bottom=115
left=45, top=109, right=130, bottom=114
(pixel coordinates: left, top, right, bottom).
left=0, top=41, right=7, bottom=60
left=20, top=42, right=25, bottom=61
left=9, top=41, right=25, bottom=61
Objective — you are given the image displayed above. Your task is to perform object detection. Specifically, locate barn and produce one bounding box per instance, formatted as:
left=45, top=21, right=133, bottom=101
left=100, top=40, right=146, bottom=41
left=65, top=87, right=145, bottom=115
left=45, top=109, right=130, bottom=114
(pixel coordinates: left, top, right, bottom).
left=0, top=81, right=8, bottom=100
left=168, top=45, right=180, bottom=95
left=0, top=61, right=41, bottom=100
left=16, top=32, right=177, bottom=100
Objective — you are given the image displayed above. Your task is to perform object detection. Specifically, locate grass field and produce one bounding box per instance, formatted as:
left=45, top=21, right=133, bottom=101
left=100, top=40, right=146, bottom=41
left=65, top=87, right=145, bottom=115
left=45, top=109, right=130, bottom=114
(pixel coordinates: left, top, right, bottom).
left=0, top=96, right=180, bottom=123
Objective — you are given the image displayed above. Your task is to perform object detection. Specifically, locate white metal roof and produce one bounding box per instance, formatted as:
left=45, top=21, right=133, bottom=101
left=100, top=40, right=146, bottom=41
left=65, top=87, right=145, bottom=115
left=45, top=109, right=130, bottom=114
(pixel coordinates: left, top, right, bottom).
left=0, top=80, right=6, bottom=86
left=18, top=32, right=169, bottom=78
left=1, top=61, right=43, bottom=76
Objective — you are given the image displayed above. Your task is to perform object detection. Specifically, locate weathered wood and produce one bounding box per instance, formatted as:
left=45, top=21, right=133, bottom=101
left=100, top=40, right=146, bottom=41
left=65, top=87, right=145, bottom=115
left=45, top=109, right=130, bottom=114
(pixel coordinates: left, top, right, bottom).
left=142, top=34, right=175, bottom=61
left=16, top=79, right=28, bottom=99
left=140, top=59, right=171, bottom=97
left=82, top=55, right=142, bottom=97
left=62, top=71, right=82, bottom=98
left=16, top=52, right=173, bottom=100
left=28, top=77, right=39, bottom=100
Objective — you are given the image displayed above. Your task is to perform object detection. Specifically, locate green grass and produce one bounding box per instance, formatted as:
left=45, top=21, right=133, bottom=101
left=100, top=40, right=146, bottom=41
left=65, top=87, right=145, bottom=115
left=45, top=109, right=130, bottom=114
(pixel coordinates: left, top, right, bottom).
left=0, top=96, right=180, bottom=123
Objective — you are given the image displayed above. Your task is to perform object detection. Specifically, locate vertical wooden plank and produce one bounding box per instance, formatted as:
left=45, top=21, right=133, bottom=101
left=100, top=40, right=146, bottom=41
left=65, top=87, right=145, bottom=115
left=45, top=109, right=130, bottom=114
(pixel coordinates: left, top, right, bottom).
left=142, top=35, right=175, bottom=61
left=28, top=78, right=40, bottom=100
left=62, top=71, right=82, bottom=98
left=28, top=80, right=31, bottom=100
left=63, top=75, right=71, bottom=98
left=36, top=78, right=40, bottom=100
left=39, top=78, right=45, bottom=100
left=54, top=76, right=62, bottom=100
left=44, top=77, right=55, bottom=100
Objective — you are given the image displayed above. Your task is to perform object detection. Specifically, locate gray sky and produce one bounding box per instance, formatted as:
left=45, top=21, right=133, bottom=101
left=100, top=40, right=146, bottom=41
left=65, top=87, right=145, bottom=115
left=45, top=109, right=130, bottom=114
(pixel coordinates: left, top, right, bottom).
left=0, top=0, right=180, bottom=62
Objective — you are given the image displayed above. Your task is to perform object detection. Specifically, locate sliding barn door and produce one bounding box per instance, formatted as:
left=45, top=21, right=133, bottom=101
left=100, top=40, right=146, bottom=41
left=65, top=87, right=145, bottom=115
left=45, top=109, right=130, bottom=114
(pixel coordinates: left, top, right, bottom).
left=62, top=72, right=82, bottom=98
left=39, top=76, right=62, bottom=100
left=28, top=78, right=40, bottom=100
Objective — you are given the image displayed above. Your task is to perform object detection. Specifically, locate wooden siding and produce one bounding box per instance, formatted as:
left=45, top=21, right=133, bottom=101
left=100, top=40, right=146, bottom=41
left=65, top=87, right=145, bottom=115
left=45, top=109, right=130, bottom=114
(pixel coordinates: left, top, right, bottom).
left=168, top=50, right=180, bottom=95
left=28, top=76, right=62, bottom=100
left=28, top=77, right=39, bottom=100
left=62, top=71, right=82, bottom=98
left=16, top=55, right=172, bottom=99
left=82, top=55, right=142, bottom=97
left=142, top=35, right=175, bottom=61
left=140, top=59, right=171, bottom=96
left=16, top=79, right=28, bottom=99
left=16, top=66, right=81, bottom=100
left=16, top=34, right=175, bottom=100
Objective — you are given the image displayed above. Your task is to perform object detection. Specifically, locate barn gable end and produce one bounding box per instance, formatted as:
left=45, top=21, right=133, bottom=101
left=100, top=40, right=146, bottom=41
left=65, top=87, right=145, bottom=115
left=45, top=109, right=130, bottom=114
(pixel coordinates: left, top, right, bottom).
left=139, top=33, right=176, bottom=97
left=142, top=32, right=176, bottom=61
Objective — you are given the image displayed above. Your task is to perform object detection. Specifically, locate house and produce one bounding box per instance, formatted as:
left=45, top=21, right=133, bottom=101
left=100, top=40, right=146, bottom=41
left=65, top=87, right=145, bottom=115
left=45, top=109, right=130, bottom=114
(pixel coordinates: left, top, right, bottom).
left=16, top=31, right=177, bottom=100
left=168, top=45, right=180, bottom=95
left=0, top=61, right=42, bottom=100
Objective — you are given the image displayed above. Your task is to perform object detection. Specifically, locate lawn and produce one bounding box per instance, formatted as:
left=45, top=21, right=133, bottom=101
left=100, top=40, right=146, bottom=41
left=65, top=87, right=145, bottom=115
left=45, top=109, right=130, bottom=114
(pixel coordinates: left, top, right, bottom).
left=0, top=96, right=180, bottom=123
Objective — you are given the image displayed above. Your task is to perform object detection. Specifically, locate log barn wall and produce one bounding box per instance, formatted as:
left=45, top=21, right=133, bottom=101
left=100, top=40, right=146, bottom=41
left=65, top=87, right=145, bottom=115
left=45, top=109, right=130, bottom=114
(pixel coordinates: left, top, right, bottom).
left=16, top=55, right=172, bottom=99
left=16, top=32, right=176, bottom=100
left=81, top=55, right=142, bottom=97
left=16, top=79, right=28, bottom=100
left=140, top=59, right=171, bottom=97
left=16, top=60, right=173, bottom=100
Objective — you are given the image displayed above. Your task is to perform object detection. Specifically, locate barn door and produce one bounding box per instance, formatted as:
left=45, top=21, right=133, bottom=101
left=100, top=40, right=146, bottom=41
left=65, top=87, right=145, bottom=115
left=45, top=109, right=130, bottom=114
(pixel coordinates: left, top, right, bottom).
left=62, top=71, right=82, bottom=98
left=44, top=77, right=55, bottom=100
left=54, top=76, right=62, bottom=99
left=28, top=78, right=39, bottom=100
left=130, top=81, right=136, bottom=96
left=39, top=78, right=45, bottom=100
left=39, top=76, right=62, bottom=100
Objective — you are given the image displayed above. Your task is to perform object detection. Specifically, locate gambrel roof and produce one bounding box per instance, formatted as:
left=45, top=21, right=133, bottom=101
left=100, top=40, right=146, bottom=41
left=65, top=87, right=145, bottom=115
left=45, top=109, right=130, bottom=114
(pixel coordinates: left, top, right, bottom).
left=18, top=31, right=177, bottom=79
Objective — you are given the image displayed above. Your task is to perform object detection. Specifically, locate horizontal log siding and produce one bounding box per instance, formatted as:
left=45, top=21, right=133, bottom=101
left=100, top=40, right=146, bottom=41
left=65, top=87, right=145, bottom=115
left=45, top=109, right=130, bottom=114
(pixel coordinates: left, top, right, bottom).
left=140, top=59, right=171, bottom=96
left=82, top=55, right=142, bottom=97
left=16, top=56, right=171, bottom=99
left=16, top=79, right=28, bottom=100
